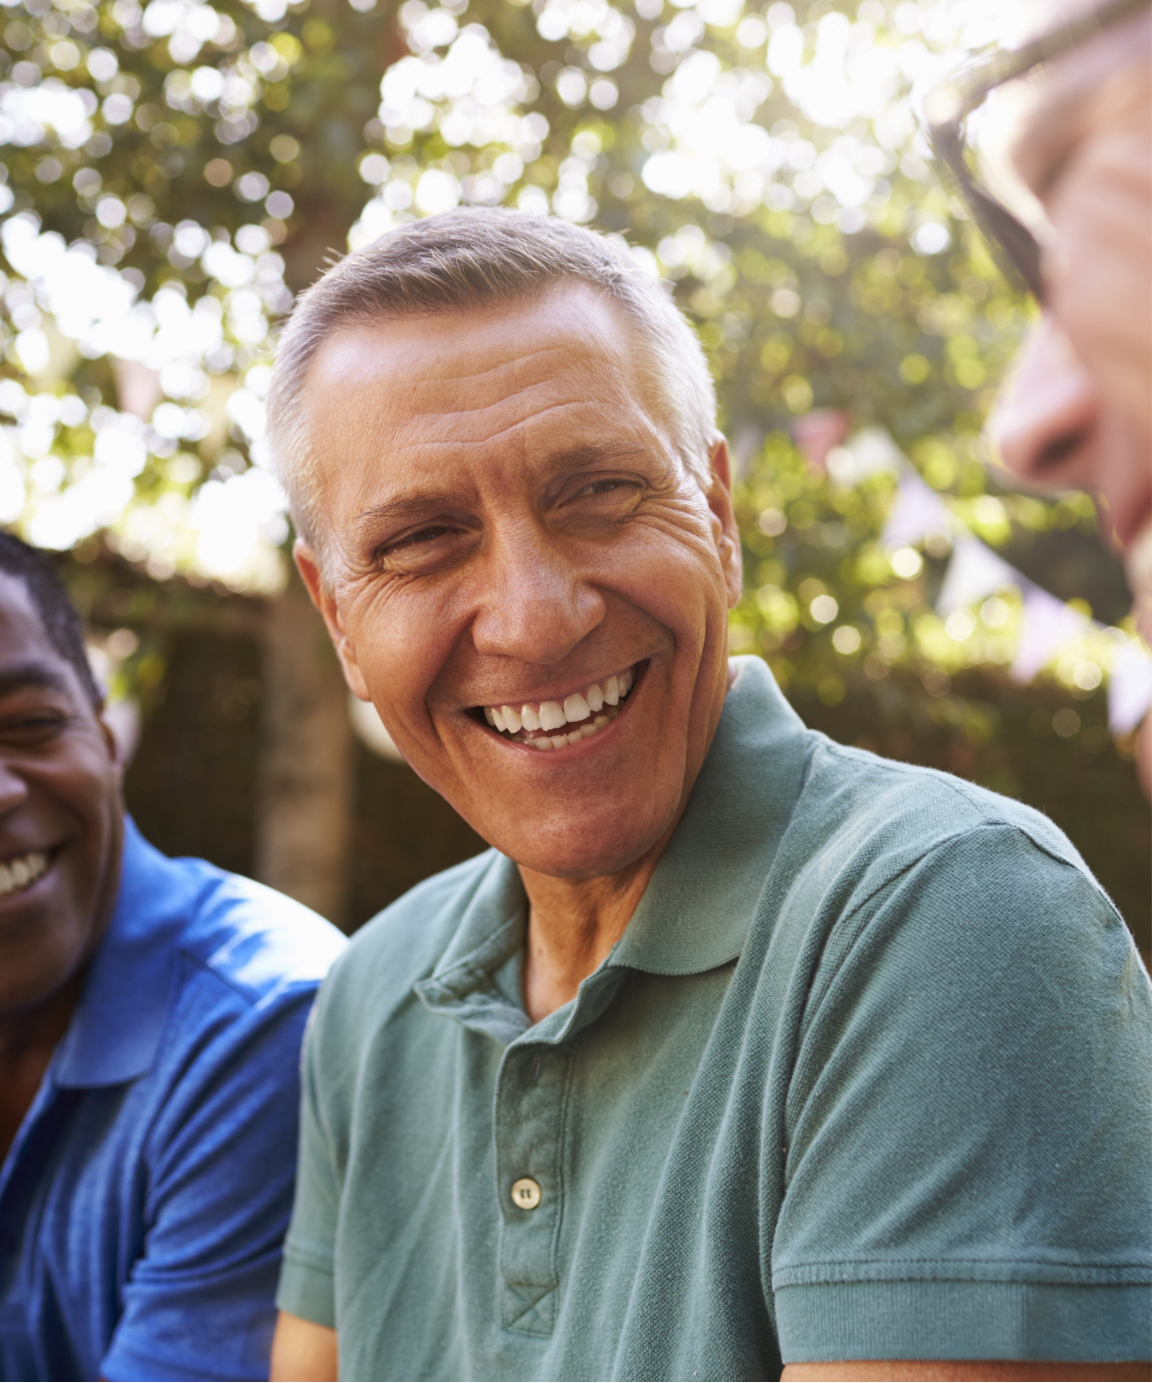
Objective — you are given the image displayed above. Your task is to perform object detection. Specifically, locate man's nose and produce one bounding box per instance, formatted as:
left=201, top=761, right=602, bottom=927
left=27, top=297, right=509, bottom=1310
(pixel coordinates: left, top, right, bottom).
left=990, top=314, right=1100, bottom=489
left=470, top=522, right=605, bottom=665
left=0, top=759, right=30, bottom=815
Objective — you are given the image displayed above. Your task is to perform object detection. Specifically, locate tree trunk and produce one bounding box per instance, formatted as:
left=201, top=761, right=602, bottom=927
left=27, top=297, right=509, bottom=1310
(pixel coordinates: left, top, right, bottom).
left=255, top=573, right=353, bottom=927
left=253, top=203, right=359, bottom=927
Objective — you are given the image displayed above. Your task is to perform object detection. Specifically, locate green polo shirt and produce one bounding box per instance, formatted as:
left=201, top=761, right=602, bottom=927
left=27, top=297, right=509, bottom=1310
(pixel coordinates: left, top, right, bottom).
left=278, top=656, right=1151, bottom=1380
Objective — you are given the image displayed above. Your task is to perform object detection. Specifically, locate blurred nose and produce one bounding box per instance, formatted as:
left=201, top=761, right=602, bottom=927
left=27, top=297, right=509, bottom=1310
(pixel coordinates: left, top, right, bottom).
left=470, top=520, right=605, bottom=666
left=990, top=314, right=1100, bottom=489
left=0, top=758, right=29, bottom=816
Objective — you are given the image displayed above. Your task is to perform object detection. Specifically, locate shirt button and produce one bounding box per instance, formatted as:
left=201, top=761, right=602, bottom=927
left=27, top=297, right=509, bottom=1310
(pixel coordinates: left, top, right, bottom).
left=511, top=1177, right=542, bottom=1210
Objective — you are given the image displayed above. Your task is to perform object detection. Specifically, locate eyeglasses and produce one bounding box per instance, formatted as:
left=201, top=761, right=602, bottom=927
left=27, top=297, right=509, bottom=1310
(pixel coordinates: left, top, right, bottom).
left=921, top=0, right=1151, bottom=302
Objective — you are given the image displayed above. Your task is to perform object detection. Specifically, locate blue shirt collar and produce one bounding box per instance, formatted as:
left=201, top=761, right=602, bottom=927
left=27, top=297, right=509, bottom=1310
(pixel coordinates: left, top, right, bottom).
left=54, top=819, right=182, bottom=1089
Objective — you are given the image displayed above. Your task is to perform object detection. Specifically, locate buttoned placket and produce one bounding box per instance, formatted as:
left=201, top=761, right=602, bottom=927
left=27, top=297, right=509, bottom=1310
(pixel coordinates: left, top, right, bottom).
left=416, top=915, right=632, bottom=1341
left=491, top=962, right=628, bottom=1337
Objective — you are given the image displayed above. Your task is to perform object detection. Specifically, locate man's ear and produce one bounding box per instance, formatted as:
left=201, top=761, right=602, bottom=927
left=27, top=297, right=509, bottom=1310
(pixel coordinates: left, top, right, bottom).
left=94, top=702, right=125, bottom=782
left=294, top=541, right=372, bottom=701
left=705, top=436, right=743, bottom=608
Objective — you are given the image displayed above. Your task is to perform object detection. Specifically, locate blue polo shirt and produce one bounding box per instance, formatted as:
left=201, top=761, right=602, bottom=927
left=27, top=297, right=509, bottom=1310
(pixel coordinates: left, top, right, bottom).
left=0, top=819, right=345, bottom=1383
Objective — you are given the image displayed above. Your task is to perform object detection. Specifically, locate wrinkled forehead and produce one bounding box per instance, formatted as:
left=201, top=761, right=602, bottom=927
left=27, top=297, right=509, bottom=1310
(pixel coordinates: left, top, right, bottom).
left=306, top=282, right=647, bottom=412
left=0, top=572, right=79, bottom=696
left=299, top=285, right=672, bottom=492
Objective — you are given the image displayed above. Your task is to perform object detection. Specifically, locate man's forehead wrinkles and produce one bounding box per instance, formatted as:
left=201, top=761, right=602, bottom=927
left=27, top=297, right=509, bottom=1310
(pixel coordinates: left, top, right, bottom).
left=396, top=340, right=593, bottom=389
left=386, top=398, right=639, bottom=458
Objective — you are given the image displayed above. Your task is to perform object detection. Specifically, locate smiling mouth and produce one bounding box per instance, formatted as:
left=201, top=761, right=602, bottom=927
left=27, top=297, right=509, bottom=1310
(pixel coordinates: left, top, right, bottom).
left=476, top=663, right=640, bottom=751
left=0, top=849, right=52, bottom=901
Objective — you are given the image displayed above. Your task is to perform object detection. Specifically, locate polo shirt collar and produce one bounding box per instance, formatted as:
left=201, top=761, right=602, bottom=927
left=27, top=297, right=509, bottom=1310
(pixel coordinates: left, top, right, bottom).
left=607, top=656, right=809, bottom=977
left=416, top=657, right=810, bottom=1039
left=53, top=818, right=182, bottom=1089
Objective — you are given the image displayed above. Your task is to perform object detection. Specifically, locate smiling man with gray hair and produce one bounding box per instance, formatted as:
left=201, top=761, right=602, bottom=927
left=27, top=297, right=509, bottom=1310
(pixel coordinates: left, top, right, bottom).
left=265, top=208, right=1149, bottom=1383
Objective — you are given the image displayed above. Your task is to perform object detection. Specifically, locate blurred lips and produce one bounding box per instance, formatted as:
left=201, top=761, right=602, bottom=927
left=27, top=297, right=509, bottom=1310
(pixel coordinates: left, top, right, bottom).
left=0, top=845, right=56, bottom=904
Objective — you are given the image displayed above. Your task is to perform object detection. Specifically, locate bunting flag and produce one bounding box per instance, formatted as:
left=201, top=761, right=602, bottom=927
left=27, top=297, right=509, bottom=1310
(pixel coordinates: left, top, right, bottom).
left=936, top=535, right=1019, bottom=616
left=880, top=468, right=952, bottom=549
left=1009, top=586, right=1094, bottom=685
left=1108, top=643, right=1152, bottom=737
left=872, top=459, right=1152, bottom=738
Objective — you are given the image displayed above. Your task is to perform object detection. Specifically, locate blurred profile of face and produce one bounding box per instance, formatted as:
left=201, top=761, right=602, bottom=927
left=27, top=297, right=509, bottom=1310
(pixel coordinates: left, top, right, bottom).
left=294, top=282, right=742, bottom=884
left=0, top=573, right=124, bottom=1014
left=988, top=0, right=1152, bottom=789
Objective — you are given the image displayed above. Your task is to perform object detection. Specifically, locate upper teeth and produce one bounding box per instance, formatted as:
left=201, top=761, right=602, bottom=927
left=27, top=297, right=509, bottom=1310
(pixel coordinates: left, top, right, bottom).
left=0, top=850, right=49, bottom=899
left=482, top=667, right=635, bottom=751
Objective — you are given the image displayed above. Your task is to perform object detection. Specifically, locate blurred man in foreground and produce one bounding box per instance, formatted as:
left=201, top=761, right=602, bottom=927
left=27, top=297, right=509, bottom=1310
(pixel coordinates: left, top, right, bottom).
left=927, top=0, right=1152, bottom=790
left=265, top=209, right=1149, bottom=1382
left=0, top=531, right=345, bottom=1381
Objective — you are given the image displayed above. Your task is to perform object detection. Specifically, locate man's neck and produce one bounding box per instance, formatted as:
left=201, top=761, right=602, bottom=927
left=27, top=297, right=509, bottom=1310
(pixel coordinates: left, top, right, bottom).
left=518, top=807, right=686, bottom=1023
left=517, top=659, right=737, bottom=1024
left=0, top=973, right=85, bottom=1161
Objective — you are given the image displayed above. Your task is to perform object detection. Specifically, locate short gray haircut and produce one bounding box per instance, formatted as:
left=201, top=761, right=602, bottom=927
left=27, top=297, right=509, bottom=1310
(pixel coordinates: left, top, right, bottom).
left=265, top=208, right=718, bottom=569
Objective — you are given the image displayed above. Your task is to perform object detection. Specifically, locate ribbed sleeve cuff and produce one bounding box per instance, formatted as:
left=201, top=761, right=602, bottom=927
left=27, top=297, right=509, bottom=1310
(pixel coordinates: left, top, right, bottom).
left=276, top=1249, right=337, bottom=1330
left=775, top=1280, right=1152, bottom=1363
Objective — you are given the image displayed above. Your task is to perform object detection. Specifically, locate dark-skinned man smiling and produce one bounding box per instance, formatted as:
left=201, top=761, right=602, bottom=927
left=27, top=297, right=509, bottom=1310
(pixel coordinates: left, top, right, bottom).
left=265, top=210, right=1150, bottom=1383
left=0, top=531, right=345, bottom=1382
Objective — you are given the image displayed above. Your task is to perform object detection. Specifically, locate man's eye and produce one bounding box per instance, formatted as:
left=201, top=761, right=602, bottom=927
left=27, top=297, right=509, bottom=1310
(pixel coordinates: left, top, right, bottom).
left=382, top=525, right=458, bottom=556
left=574, top=479, right=631, bottom=500
left=1, top=713, right=68, bottom=742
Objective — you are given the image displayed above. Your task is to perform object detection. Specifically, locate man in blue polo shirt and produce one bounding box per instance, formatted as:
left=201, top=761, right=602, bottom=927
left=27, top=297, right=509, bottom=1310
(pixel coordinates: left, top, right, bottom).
left=0, top=531, right=345, bottom=1382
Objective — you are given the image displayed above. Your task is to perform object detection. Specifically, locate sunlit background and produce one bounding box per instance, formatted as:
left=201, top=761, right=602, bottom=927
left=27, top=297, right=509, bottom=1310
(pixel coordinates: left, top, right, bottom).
left=1, top=0, right=1148, bottom=952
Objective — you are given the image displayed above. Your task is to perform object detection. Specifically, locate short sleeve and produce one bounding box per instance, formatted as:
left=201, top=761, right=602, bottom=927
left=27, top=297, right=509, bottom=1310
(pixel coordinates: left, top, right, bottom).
left=772, top=824, right=1152, bottom=1364
left=101, top=986, right=318, bottom=1383
left=275, top=997, right=341, bottom=1329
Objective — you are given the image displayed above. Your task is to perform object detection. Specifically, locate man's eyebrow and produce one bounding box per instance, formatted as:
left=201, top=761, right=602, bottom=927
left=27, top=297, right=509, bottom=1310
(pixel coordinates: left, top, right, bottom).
left=0, top=662, right=75, bottom=701
left=352, top=443, right=652, bottom=531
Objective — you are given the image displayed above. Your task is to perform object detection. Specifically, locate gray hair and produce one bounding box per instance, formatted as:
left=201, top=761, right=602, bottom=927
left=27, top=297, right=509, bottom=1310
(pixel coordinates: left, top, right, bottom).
left=265, top=208, right=718, bottom=570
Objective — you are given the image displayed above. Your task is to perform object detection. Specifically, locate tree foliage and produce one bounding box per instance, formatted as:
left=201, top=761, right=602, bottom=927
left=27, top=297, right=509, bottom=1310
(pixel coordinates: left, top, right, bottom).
left=0, top=0, right=1147, bottom=945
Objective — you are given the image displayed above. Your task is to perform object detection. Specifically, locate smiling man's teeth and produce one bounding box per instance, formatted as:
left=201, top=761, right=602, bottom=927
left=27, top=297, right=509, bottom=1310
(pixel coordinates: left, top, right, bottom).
left=482, top=666, right=636, bottom=750
left=0, top=850, right=49, bottom=899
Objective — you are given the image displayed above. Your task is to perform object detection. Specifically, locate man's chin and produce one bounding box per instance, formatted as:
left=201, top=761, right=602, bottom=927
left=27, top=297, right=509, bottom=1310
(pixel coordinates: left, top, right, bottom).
left=483, top=810, right=678, bottom=884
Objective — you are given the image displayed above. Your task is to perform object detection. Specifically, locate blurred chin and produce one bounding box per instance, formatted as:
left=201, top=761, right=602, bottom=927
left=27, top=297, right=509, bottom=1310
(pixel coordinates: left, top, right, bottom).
left=0, top=942, right=80, bottom=1013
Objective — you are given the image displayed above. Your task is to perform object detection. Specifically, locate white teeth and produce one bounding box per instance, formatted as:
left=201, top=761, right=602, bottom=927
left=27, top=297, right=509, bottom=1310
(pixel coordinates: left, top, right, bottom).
left=0, top=850, right=49, bottom=900
left=539, top=700, right=566, bottom=732
left=481, top=666, right=637, bottom=743
left=564, top=692, right=590, bottom=723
